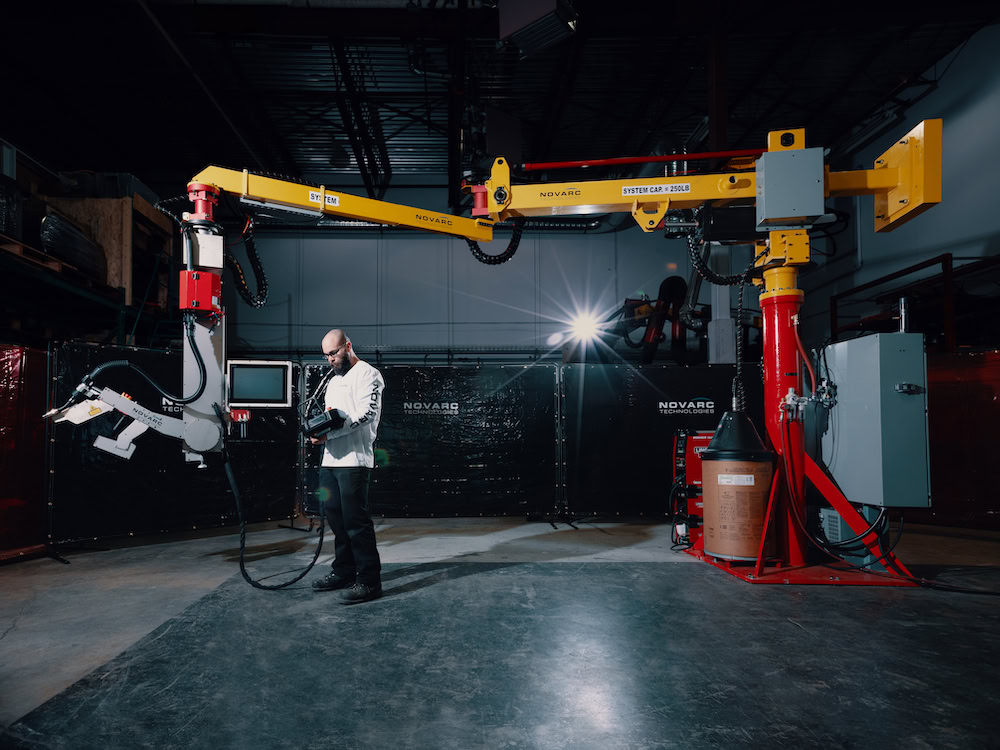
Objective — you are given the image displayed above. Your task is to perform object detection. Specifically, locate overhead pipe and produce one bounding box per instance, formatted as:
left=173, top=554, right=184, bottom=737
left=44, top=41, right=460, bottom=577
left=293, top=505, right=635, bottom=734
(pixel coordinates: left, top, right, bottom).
left=521, top=148, right=765, bottom=172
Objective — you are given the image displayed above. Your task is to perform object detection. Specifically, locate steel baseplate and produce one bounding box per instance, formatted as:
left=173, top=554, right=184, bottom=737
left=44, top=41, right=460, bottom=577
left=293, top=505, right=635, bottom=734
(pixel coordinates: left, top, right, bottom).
left=683, top=545, right=918, bottom=586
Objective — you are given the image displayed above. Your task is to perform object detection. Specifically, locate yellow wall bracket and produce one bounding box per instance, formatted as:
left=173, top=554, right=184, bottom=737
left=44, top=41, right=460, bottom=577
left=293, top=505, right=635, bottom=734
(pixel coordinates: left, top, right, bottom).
left=873, top=118, right=942, bottom=232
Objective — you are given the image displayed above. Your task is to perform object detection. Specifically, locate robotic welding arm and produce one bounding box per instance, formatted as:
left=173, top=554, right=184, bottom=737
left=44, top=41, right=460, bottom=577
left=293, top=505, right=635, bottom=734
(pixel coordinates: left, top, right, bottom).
left=44, top=167, right=503, bottom=462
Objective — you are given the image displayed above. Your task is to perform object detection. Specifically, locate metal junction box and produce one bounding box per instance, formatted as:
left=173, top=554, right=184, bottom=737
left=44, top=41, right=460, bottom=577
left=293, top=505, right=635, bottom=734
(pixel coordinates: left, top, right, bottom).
left=755, top=147, right=825, bottom=230
left=818, top=333, right=930, bottom=507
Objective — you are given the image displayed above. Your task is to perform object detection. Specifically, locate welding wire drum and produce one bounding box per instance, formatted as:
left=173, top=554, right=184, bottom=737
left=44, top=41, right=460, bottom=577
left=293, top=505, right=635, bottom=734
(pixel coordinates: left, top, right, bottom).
left=702, top=459, right=774, bottom=561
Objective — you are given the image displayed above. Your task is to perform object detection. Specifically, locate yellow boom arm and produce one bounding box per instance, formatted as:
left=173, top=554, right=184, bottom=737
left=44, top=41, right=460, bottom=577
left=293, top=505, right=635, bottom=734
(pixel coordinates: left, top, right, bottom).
left=188, top=166, right=495, bottom=242
left=468, top=119, right=942, bottom=267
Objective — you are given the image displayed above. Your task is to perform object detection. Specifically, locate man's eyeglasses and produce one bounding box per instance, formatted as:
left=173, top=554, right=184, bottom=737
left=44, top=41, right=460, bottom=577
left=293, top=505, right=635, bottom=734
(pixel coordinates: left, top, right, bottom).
left=322, top=344, right=347, bottom=358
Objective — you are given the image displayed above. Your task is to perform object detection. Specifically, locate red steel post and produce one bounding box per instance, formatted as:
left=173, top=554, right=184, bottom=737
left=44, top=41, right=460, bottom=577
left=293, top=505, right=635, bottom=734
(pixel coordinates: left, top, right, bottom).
left=759, top=266, right=808, bottom=567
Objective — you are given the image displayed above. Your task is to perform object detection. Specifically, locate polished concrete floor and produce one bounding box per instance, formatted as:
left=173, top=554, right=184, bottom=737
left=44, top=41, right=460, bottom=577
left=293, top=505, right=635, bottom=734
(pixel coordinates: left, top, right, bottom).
left=1, top=519, right=998, bottom=749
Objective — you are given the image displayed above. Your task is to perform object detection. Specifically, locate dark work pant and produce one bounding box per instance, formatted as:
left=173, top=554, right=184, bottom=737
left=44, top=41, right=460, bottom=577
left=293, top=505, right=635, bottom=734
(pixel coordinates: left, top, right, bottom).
left=318, top=467, right=381, bottom=585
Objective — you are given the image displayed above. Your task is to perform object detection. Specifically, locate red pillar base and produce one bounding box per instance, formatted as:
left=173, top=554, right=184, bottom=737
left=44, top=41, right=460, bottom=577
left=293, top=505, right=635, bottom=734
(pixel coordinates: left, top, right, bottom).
left=683, top=546, right=917, bottom=586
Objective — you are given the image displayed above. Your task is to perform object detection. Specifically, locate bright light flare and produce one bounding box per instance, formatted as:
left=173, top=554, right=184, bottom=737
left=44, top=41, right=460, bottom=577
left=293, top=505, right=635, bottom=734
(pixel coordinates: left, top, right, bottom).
left=569, top=312, right=601, bottom=342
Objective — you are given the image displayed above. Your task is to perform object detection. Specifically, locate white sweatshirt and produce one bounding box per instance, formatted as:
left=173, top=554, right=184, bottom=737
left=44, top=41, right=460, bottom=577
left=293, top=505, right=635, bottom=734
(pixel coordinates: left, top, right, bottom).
left=321, top=359, right=385, bottom=468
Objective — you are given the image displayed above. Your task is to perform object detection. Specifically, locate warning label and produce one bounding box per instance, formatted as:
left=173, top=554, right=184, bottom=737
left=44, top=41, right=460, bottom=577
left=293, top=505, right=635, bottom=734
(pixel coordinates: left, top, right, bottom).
left=621, top=183, right=691, bottom=197
left=308, top=191, right=340, bottom=207
left=718, top=474, right=755, bottom=486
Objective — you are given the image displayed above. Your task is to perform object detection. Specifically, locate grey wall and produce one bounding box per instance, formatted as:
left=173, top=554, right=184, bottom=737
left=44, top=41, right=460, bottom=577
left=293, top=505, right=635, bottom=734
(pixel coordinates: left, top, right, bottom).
left=800, top=23, right=1000, bottom=347
left=224, top=224, right=746, bottom=355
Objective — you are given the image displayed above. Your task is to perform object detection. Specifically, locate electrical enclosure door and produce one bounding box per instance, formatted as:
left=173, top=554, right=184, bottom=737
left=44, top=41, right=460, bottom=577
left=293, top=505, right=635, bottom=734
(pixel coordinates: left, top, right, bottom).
left=819, top=333, right=931, bottom=508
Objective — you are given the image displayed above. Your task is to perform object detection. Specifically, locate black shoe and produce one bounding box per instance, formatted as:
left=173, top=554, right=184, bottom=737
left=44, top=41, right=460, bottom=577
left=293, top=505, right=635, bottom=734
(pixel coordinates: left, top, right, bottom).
left=312, top=573, right=353, bottom=591
left=338, top=581, right=382, bottom=604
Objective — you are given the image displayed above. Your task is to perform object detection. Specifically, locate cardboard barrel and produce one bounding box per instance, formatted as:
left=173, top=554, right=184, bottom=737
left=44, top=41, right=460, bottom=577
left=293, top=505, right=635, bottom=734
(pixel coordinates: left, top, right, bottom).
left=702, top=459, right=774, bottom=561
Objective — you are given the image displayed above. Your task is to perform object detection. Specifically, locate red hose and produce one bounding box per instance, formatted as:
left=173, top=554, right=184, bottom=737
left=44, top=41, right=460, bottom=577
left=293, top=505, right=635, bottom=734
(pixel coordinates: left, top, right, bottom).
left=792, top=321, right=816, bottom=395
left=521, top=148, right=766, bottom=172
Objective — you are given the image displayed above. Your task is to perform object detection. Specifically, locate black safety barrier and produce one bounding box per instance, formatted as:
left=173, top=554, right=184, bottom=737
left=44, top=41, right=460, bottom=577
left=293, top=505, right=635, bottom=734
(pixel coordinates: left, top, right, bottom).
left=47, top=347, right=769, bottom=540
left=302, top=364, right=559, bottom=517
left=562, top=364, right=765, bottom=517
left=48, top=343, right=298, bottom=543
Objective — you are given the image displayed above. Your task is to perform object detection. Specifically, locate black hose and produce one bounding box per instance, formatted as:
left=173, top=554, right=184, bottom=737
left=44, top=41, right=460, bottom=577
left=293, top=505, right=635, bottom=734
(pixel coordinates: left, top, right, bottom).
left=780, top=413, right=902, bottom=572
left=56, top=313, right=207, bottom=412
left=153, top=195, right=189, bottom=227
left=687, top=233, right=747, bottom=286
left=466, top=217, right=526, bottom=265
left=213, top=402, right=325, bottom=590
left=684, top=218, right=767, bottom=411
left=226, top=220, right=269, bottom=308
left=822, top=507, right=888, bottom=549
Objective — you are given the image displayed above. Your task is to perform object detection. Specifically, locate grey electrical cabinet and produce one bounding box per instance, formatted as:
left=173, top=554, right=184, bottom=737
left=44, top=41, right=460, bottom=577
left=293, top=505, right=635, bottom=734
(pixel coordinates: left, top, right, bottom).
left=755, top=147, right=825, bottom=230
left=819, top=333, right=930, bottom=507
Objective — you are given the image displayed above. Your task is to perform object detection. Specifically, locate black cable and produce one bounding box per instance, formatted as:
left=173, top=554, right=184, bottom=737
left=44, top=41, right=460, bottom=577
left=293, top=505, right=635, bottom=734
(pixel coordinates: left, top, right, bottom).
left=811, top=231, right=835, bottom=257
left=824, top=563, right=1000, bottom=596
left=733, top=247, right=770, bottom=412
left=153, top=195, right=189, bottom=227
left=669, top=475, right=694, bottom=550
left=817, top=516, right=905, bottom=574
left=155, top=190, right=270, bottom=309
left=225, top=218, right=269, bottom=308
left=687, top=233, right=748, bottom=286
left=299, top=366, right=337, bottom=420
left=821, top=507, right=888, bottom=550
left=779, top=413, right=866, bottom=563
left=55, top=313, right=208, bottom=413
left=621, top=327, right=644, bottom=349
left=619, top=310, right=644, bottom=349
left=466, top=217, right=526, bottom=265
left=780, top=413, right=911, bottom=578
left=213, top=403, right=325, bottom=590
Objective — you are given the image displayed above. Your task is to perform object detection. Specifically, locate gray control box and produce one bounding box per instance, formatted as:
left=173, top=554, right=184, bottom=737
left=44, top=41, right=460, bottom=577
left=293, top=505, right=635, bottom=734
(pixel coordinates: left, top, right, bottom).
left=818, top=333, right=930, bottom=507
left=755, top=147, right=825, bottom=230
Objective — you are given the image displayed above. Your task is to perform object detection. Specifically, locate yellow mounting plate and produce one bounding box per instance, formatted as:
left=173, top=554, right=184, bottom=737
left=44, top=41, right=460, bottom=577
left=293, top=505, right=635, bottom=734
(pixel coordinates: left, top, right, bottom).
left=873, top=119, right=942, bottom=232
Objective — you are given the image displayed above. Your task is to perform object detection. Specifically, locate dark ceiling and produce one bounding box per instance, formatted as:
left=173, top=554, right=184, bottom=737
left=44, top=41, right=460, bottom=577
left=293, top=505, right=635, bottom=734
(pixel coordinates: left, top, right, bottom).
left=2, top=2, right=997, bottom=212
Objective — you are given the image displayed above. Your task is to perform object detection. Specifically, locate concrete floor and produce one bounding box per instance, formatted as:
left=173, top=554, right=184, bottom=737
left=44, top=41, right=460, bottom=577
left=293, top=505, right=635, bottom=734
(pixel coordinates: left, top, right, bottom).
left=1, top=519, right=998, bottom=749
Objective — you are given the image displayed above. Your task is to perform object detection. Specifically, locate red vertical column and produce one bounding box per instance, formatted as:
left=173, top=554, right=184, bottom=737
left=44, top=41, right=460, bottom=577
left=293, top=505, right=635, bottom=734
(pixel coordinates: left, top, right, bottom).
left=759, top=267, right=807, bottom=567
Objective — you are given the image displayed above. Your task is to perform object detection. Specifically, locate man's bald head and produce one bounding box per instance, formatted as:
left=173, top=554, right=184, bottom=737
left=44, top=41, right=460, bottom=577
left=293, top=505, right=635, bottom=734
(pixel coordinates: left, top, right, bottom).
left=321, top=329, right=357, bottom=375
left=322, top=329, right=347, bottom=352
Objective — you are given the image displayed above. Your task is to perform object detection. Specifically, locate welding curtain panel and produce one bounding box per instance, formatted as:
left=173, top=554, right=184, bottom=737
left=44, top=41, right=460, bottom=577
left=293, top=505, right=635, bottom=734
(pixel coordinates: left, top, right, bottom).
left=0, top=345, right=48, bottom=554
left=563, top=364, right=765, bottom=517
left=49, top=343, right=298, bottom=543
left=302, top=364, right=559, bottom=517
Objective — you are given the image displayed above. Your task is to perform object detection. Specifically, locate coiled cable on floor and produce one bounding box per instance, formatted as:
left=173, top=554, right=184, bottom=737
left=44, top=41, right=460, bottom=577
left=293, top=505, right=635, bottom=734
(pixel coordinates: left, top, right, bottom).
left=213, top=403, right=325, bottom=590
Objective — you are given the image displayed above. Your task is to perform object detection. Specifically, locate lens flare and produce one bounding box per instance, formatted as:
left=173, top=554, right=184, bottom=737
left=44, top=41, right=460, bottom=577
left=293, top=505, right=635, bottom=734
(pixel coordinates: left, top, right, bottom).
left=569, top=312, right=600, bottom=341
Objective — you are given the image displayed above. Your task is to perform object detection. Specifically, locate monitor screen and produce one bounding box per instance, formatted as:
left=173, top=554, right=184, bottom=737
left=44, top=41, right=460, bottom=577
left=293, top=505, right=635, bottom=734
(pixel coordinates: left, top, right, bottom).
left=227, top=360, right=293, bottom=408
